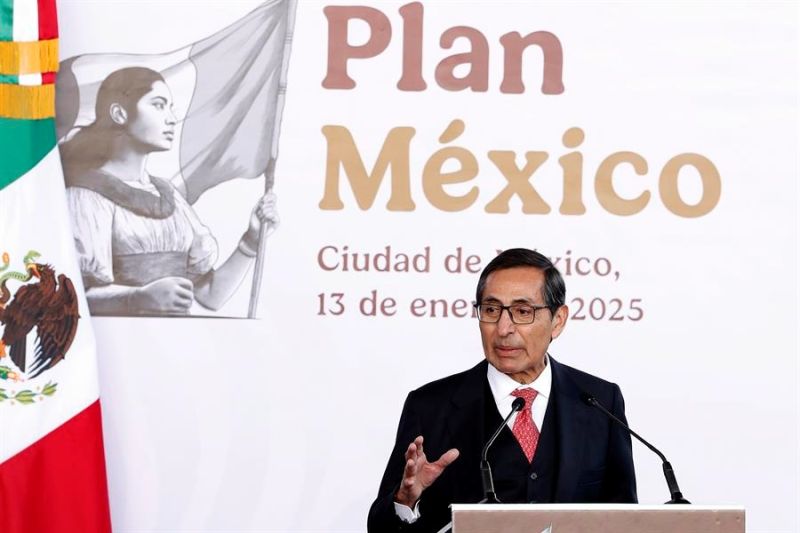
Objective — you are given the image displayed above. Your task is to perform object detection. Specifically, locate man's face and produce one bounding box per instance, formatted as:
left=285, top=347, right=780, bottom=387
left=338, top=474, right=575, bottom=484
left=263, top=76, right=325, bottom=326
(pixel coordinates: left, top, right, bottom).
left=478, top=267, right=568, bottom=384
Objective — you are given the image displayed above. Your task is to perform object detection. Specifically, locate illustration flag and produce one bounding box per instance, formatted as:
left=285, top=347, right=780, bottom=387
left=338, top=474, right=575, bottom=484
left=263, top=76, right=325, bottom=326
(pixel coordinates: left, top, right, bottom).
left=0, top=1, right=112, bottom=531
left=55, top=0, right=294, bottom=204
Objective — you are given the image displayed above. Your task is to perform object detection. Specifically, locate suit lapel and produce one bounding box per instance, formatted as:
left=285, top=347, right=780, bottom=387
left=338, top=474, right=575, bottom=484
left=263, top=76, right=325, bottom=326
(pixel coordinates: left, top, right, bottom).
left=445, top=361, right=489, bottom=500
left=551, top=357, right=590, bottom=502
left=447, top=360, right=488, bottom=447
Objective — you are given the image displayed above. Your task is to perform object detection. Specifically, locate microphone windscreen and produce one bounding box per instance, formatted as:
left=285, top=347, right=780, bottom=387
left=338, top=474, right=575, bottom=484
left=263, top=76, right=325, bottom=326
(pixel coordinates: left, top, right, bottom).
left=580, top=392, right=596, bottom=406
left=511, top=397, right=526, bottom=411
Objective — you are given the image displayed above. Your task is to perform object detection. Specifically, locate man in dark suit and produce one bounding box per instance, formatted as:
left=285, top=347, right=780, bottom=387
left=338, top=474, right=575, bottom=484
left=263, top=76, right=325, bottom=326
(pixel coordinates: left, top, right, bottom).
left=368, top=248, right=637, bottom=533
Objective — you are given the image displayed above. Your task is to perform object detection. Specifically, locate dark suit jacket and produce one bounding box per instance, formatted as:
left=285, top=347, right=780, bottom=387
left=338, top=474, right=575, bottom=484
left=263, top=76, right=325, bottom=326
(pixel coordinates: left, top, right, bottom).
left=367, top=357, right=637, bottom=533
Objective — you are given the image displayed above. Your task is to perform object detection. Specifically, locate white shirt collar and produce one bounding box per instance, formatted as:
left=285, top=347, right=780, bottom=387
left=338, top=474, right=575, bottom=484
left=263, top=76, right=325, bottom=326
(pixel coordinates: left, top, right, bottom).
left=486, top=353, right=552, bottom=406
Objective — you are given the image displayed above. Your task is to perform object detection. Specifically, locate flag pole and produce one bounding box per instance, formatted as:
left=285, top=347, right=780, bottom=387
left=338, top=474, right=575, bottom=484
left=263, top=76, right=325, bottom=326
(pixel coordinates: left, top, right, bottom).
left=248, top=0, right=298, bottom=319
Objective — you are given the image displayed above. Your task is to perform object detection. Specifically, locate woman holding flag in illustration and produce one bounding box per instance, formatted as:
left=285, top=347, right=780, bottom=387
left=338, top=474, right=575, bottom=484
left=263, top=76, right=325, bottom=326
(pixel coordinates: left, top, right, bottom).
left=60, top=67, right=279, bottom=316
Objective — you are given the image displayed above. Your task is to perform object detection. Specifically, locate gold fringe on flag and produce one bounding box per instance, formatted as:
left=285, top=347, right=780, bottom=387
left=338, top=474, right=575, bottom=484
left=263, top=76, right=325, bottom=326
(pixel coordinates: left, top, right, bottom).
left=0, top=39, right=59, bottom=75
left=0, top=83, right=55, bottom=119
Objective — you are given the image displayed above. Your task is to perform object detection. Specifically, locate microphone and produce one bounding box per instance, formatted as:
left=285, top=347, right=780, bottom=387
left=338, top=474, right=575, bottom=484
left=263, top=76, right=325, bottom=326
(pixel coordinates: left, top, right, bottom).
left=580, top=392, right=690, bottom=504
left=480, top=396, right=526, bottom=503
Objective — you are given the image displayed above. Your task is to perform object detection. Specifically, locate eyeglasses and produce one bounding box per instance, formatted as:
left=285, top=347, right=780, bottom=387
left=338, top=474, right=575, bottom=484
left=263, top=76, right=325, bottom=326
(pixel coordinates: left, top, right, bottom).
left=474, top=303, right=549, bottom=324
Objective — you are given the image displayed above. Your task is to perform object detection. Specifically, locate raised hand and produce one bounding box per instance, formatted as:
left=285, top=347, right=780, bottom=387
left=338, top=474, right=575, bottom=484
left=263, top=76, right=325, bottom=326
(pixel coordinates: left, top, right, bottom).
left=394, top=436, right=459, bottom=508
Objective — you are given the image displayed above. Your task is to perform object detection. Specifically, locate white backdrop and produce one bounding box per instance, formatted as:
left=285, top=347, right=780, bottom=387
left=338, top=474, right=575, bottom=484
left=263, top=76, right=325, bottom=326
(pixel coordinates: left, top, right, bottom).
left=58, top=1, right=797, bottom=532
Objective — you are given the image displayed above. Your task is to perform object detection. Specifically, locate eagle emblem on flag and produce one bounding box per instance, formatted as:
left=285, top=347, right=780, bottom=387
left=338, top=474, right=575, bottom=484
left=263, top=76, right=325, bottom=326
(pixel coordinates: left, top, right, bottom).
left=0, top=250, right=79, bottom=402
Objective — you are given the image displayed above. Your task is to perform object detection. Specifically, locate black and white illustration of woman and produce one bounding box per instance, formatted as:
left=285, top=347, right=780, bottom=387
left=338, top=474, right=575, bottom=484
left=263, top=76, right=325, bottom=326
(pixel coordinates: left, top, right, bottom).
left=59, top=67, right=279, bottom=316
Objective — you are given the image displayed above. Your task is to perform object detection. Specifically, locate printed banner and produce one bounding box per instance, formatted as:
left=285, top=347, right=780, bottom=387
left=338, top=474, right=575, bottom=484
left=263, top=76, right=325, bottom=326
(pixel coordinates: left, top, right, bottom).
left=49, top=1, right=799, bottom=532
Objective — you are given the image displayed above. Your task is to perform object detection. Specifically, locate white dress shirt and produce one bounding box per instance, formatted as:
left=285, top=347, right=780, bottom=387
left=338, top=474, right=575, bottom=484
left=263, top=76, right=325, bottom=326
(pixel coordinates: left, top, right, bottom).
left=394, top=356, right=552, bottom=523
left=486, top=354, right=552, bottom=431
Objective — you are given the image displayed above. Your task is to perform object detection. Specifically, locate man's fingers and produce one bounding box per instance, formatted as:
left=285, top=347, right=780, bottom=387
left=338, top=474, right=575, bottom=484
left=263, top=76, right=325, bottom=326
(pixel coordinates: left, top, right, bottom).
left=403, top=457, right=416, bottom=477
left=404, top=441, right=417, bottom=462
left=434, top=448, right=460, bottom=469
left=395, top=457, right=419, bottom=508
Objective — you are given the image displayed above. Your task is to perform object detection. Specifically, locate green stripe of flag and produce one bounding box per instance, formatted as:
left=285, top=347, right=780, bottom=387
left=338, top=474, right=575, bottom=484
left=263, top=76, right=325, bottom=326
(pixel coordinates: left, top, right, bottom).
left=0, top=117, right=56, bottom=190
left=0, top=73, right=19, bottom=83
left=0, top=0, right=13, bottom=41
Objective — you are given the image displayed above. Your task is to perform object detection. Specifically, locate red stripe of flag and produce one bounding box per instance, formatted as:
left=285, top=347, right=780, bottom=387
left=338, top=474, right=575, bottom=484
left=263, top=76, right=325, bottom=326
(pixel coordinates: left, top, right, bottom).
left=37, top=0, right=58, bottom=40
left=41, top=71, right=56, bottom=84
left=0, top=401, right=112, bottom=533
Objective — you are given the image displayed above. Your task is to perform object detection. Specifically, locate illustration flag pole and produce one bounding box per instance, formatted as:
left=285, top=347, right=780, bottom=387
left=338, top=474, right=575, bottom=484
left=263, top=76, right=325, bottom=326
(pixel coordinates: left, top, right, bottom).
left=249, top=0, right=298, bottom=319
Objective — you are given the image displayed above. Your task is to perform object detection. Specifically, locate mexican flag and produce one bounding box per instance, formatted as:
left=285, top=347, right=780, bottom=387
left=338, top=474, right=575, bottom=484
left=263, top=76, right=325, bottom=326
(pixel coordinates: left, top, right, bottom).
left=0, top=1, right=112, bottom=531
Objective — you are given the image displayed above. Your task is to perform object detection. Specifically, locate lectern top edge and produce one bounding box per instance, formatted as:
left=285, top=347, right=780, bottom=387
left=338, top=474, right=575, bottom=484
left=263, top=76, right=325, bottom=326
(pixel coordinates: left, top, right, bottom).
left=450, top=503, right=746, bottom=512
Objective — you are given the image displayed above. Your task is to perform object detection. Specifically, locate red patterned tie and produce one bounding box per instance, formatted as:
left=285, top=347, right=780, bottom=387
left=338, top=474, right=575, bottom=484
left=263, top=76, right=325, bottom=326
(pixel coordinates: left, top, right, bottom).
left=511, top=388, right=540, bottom=462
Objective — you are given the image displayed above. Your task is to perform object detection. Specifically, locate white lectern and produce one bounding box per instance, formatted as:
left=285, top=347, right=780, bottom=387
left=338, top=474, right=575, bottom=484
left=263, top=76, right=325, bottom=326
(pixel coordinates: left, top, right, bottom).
left=449, top=504, right=745, bottom=533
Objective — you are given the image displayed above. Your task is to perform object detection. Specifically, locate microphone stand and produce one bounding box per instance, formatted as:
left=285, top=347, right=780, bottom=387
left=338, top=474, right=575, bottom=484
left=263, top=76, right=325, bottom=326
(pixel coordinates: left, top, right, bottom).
left=480, top=396, right=526, bottom=503
left=582, top=393, right=690, bottom=504
left=436, top=397, right=526, bottom=533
